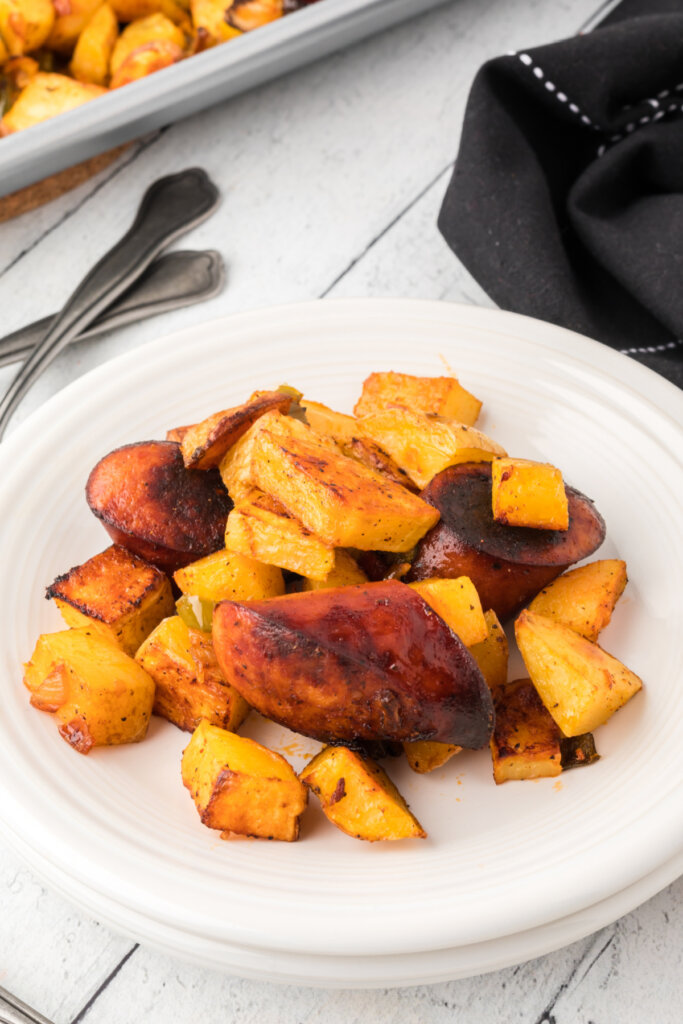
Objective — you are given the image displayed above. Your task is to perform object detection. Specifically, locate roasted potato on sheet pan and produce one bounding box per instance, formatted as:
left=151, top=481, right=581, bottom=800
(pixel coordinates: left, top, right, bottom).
left=0, top=71, right=105, bottom=134
left=182, top=720, right=307, bottom=841
left=301, top=745, right=426, bottom=841
left=212, top=579, right=494, bottom=748
left=135, top=615, right=249, bottom=732
left=70, top=3, right=119, bottom=86
left=407, top=463, right=606, bottom=621
left=109, top=13, right=185, bottom=75
left=24, top=627, right=155, bottom=753
left=47, top=544, right=174, bottom=656
left=0, top=0, right=54, bottom=57
left=47, top=0, right=102, bottom=54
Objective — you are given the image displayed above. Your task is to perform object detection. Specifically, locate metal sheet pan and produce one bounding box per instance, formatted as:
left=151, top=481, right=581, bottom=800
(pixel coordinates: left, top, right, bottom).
left=0, top=0, right=451, bottom=199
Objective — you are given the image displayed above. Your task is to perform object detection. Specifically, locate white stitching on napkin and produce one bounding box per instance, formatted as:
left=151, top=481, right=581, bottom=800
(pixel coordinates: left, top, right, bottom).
left=515, top=53, right=601, bottom=130
left=620, top=340, right=683, bottom=355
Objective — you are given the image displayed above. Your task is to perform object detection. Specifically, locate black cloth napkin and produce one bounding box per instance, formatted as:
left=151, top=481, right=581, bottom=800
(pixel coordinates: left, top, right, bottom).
left=438, top=0, right=683, bottom=388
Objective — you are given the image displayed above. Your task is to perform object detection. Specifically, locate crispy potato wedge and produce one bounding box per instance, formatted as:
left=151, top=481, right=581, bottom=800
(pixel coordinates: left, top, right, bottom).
left=190, top=0, right=241, bottom=47
left=0, top=0, right=54, bottom=56
left=86, top=440, right=232, bottom=573
left=490, top=678, right=562, bottom=783
left=182, top=720, right=307, bottom=841
left=403, top=739, right=461, bottom=774
left=110, top=0, right=189, bottom=23
left=528, top=559, right=627, bottom=641
left=301, top=549, right=368, bottom=591
left=409, top=576, right=488, bottom=647
left=110, top=37, right=183, bottom=88
left=46, top=0, right=101, bottom=55
left=24, top=627, right=155, bottom=753
left=469, top=609, right=508, bottom=690
left=354, top=370, right=482, bottom=426
left=47, top=544, right=174, bottom=656
left=180, top=390, right=292, bottom=470
left=224, top=0, right=283, bottom=31
left=70, top=3, right=118, bottom=86
left=300, top=745, right=425, bottom=841
left=174, top=547, right=284, bottom=602
left=212, top=580, right=494, bottom=748
left=0, top=71, right=105, bottom=134
left=224, top=487, right=334, bottom=580
left=135, top=615, right=249, bottom=732
left=492, top=457, right=569, bottom=531
left=515, top=610, right=642, bottom=735
left=247, top=416, right=440, bottom=551
left=407, top=464, right=606, bottom=621
left=359, top=408, right=505, bottom=489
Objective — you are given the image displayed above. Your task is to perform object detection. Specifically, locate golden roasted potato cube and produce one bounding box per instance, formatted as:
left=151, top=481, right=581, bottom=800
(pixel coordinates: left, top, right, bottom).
left=47, top=0, right=101, bottom=54
left=181, top=720, right=307, bottom=841
left=0, top=71, right=105, bottom=134
left=354, top=370, right=482, bottom=426
left=0, top=0, right=55, bottom=57
left=224, top=487, right=334, bottom=580
left=301, top=400, right=357, bottom=444
left=491, top=457, right=569, bottom=531
left=47, top=544, right=174, bottom=656
left=528, top=559, right=627, bottom=642
left=490, top=678, right=562, bottom=783
left=190, top=0, right=241, bottom=46
left=300, top=745, right=425, bottom=841
left=301, top=549, right=368, bottom=591
left=135, top=615, right=249, bottom=732
left=110, top=13, right=184, bottom=72
left=109, top=36, right=182, bottom=87
left=110, top=0, right=189, bottom=23
left=403, top=739, right=461, bottom=774
left=469, top=609, right=508, bottom=690
left=409, top=576, right=488, bottom=646
left=359, top=408, right=506, bottom=489
left=174, top=548, right=285, bottom=602
left=249, top=420, right=440, bottom=551
left=24, top=627, right=155, bottom=754
left=180, top=391, right=292, bottom=470
left=70, top=3, right=118, bottom=86
left=515, top=610, right=642, bottom=736
left=223, top=0, right=282, bottom=32
left=219, top=409, right=337, bottom=502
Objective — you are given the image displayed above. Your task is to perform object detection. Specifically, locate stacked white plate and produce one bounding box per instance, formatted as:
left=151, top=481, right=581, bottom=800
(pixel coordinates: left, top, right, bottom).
left=0, top=300, right=681, bottom=987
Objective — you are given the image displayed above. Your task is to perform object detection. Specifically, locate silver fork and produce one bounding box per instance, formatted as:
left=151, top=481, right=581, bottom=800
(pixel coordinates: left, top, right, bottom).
left=0, top=167, right=219, bottom=441
left=0, top=985, right=54, bottom=1024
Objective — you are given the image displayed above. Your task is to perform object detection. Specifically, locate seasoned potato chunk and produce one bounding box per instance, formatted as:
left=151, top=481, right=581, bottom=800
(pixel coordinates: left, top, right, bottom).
left=300, top=745, right=426, bottom=841
left=224, top=487, right=334, bottom=580
left=491, top=457, right=569, bottom=531
left=528, top=559, right=627, bottom=641
left=409, top=576, right=488, bottom=646
left=110, top=0, right=189, bottom=23
left=245, top=414, right=440, bottom=551
left=301, top=549, right=367, bottom=591
left=224, top=0, right=282, bottom=31
left=174, top=547, right=284, bottom=602
left=109, top=13, right=185, bottom=76
left=354, top=371, right=482, bottom=426
left=403, top=739, right=461, bottom=774
left=0, top=0, right=55, bottom=57
left=180, top=390, right=292, bottom=470
left=135, top=615, right=249, bottom=732
left=47, top=0, right=101, bottom=54
left=70, top=3, right=118, bottom=86
left=491, top=678, right=562, bottom=783
left=515, top=610, right=642, bottom=736
left=359, top=408, right=505, bottom=489
left=0, top=71, right=105, bottom=134
left=182, top=720, right=307, bottom=841
left=190, top=0, right=241, bottom=47
left=469, top=609, right=508, bottom=690
left=24, top=627, right=155, bottom=753
left=47, top=544, right=174, bottom=656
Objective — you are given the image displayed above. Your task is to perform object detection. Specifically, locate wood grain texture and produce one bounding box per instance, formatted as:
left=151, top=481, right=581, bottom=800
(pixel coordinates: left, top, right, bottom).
left=0, top=0, right=679, bottom=1020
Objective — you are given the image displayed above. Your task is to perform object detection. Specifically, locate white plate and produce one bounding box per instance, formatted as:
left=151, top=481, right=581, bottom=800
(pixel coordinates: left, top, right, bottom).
left=0, top=300, right=681, bottom=976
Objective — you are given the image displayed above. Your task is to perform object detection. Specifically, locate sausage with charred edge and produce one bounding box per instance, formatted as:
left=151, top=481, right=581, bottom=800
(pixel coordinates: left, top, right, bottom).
left=406, top=463, right=605, bottom=621
left=212, top=580, right=494, bottom=749
left=86, top=441, right=232, bottom=573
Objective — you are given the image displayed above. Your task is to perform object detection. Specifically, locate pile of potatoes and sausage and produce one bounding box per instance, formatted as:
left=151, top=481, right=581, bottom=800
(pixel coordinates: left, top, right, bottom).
left=24, top=371, right=642, bottom=843
left=0, top=0, right=318, bottom=136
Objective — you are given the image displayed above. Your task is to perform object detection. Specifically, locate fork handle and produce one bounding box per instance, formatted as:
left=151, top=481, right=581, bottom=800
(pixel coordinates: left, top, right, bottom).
left=0, top=167, right=219, bottom=439
left=0, top=986, right=54, bottom=1024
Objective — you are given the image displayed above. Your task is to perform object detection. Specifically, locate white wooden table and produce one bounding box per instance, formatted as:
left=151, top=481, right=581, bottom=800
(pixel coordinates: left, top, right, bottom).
left=1, top=1, right=681, bottom=1020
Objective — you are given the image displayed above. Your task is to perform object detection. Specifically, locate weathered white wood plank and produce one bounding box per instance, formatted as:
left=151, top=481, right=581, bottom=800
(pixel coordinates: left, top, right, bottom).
left=0, top=843, right=133, bottom=1024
